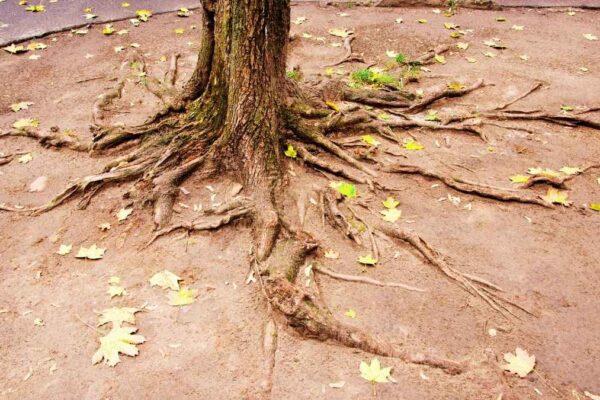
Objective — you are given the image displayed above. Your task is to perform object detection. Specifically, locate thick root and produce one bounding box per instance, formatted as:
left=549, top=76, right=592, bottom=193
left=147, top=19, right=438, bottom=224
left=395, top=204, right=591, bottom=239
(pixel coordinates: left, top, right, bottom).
left=0, top=129, right=89, bottom=152
left=382, top=162, right=552, bottom=208
left=314, top=265, right=425, bottom=292
left=405, top=79, right=486, bottom=113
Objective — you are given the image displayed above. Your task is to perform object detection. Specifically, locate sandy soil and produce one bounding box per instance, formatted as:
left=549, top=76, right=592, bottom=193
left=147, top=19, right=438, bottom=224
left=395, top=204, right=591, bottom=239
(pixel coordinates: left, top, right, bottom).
left=1, top=4, right=599, bottom=400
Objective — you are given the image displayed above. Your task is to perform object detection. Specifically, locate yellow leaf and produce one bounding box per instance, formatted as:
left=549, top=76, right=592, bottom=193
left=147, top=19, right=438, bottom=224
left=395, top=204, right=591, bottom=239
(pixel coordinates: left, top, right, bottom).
left=447, top=81, right=465, bottom=91
left=167, top=288, right=198, bottom=306
left=108, top=276, right=121, bottom=285
left=456, top=42, right=469, bottom=50
left=444, top=22, right=457, bottom=30
left=417, top=19, right=428, bottom=24
left=527, top=167, right=560, bottom=178
left=357, top=254, right=377, bottom=266
left=559, top=166, right=582, bottom=175
left=116, top=207, right=133, bottom=221
left=466, top=57, right=477, bottom=63
left=583, top=33, right=598, bottom=41
left=76, top=244, right=106, bottom=260
left=150, top=270, right=182, bottom=291
left=519, top=54, right=529, bottom=61
left=3, top=44, right=27, bottom=54
left=380, top=208, right=402, bottom=223
left=509, top=175, right=530, bottom=184
left=292, top=16, right=307, bottom=25
left=329, top=181, right=357, bottom=198
left=25, top=4, right=45, bottom=12
left=590, top=203, right=600, bottom=212
left=57, top=244, right=72, bottom=255
left=483, top=51, right=496, bottom=58
left=496, top=16, right=507, bottom=22
left=102, top=25, right=115, bottom=35
left=360, top=358, right=391, bottom=383
left=284, top=144, right=297, bottom=158
left=382, top=196, right=399, bottom=209
left=501, top=347, right=535, bottom=377
left=177, top=7, right=190, bottom=17
left=135, top=9, right=152, bottom=22
left=344, top=309, right=357, bottom=319
left=13, top=118, right=39, bottom=129
left=174, top=28, right=185, bottom=34
left=434, top=54, right=446, bottom=64
left=98, top=222, right=111, bottom=231
left=92, top=325, right=145, bottom=367
left=17, top=153, right=33, bottom=163
left=541, top=188, right=571, bottom=206
left=511, top=25, right=524, bottom=31
left=325, top=100, right=340, bottom=112
left=97, top=307, right=140, bottom=326
left=121, top=2, right=130, bottom=7
left=385, top=50, right=398, bottom=58
left=360, top=135, right=380, bottom=147
left=403, top=139, right=424, bottom=151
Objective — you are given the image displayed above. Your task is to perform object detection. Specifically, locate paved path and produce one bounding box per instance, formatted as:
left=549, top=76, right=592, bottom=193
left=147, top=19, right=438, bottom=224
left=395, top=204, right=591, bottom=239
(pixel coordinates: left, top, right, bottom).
left=1, top=0, right=598, bottom=47
left=0, top=0, right=199, bottom=47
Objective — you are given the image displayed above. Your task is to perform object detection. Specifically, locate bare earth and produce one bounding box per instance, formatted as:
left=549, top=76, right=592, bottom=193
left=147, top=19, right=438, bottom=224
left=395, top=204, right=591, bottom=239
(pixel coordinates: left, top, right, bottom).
left=1, top=4, right=600, bottom=400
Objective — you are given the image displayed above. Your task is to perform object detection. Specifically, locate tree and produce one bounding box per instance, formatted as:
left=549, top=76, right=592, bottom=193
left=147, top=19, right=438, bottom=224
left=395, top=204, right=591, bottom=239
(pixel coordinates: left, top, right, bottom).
left=8, top=0, right=593, bottom=395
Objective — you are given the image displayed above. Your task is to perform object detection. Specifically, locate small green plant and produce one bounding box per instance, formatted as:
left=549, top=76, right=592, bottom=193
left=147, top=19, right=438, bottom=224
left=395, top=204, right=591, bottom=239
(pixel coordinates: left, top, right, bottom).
left=286, top=70, right=301, bottom=81
left=402, top=65, right=422, bottom=80
left=351, top=68, right=398, bottom=87
left=394, top=52, right=407, bottom=65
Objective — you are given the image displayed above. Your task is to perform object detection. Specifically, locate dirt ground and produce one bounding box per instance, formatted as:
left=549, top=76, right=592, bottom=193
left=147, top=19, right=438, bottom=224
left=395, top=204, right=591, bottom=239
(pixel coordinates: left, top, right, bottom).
left=1, top=4, right=600, bottom=400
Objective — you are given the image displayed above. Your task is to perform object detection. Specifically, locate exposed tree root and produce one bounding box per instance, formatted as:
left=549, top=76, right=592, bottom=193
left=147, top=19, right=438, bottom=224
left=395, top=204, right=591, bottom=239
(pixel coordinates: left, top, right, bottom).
left=491, top=81, right=543, bottom=111
left=382, top=162, right=553, bottom=208
left=482, top=110, right=600, bottom=130
left=0, top=128, right=89, bottom=152
left=405, top=78, right=487, bottom=113
left=323, top=35, right=369, bottom=68
left=519, top=164, right=600, bottom=189
left=260, top=317, right=278, bottom=394
left=314, top=265, right=425, bottom=292
left=323, top=191, right=362, bottom=245
left=377, top=225, right=523, bottom=319
left=0, top=153, right=15, bottom=165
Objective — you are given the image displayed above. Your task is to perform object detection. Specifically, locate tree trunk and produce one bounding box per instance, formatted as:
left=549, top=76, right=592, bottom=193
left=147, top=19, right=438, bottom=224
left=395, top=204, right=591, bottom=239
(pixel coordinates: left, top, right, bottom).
left=186, top=0, right=291, bottom=192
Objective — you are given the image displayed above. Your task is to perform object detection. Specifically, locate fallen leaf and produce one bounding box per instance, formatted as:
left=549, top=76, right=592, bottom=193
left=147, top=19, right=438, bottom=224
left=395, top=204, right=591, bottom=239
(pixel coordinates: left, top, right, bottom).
left=417, top=19, right=428, bottom=24
left=97, top=307, right=140, bottom=326
left=382, top=196, right=399, bottom=209
left=434, top=54, right=446, bottom=64
left=57, top=244, right=72, bottom=255
left=381, top=208, right=402, bottom=223
left=583, top=33, right=598, bottom=41
left=102, top=25, right=115, bottom=35
left=395, top=17, right=403, bottom=24
left=559, top=166, right=582, bottom=175
left=98, top=222, right=111, bottom=231
left=360, top=358, right=391, bottom=383
left=284, top=144, right=297, bottom=158
left=329, top=381, right=346, bottom=388
left=33, top=318, right=44, bottom=326
left=28, top=175, right=47, bottom=192
left=361, top=135, right=380, bottom=147
left=150, top=270, right=182, bottom=290
left=589, top=203, right=600, bottom=212
left=519, top=54, right=529, bottom=61
left=501, top=347, right=535, bottom=377
left=174, top=28, right=184, bottom=34
left=18, top=153, right=33, bottom=163
left=511, top=25, right=524, bottom=31
left=466, top=57, right=477, bottom=63
left=109, top=276, right=121, bottom=285
left=509, top=175, right=530, bottom=184
left=447, top=81, right=465, bottom=91
left=13, top=118, right=39, bottom=129
left=344, top=308, right=357, bottom=319
left=456, top=42, right=469, bottom=50
left=585, top=392, right=600, bottom=400
left=114, top=46, right=125, bottom=53
left=135, top=9, right=152, bottom=22
left=10, top=101, right=33, bottom=112
left=496, top=16, right=507, bottom=22
left=25, top=4, right=44, bottom=12
left=92, top=325, right=145, bottom=367
left=329, top=181, right=357, bottom=198
left=483, top=51, right=496, bottom=58
left=167, top=288, right=198, bottom=306
left=177, top=7, right=190, bottom=17
left=76, top=244, right=105, bottom=260
left=357, top=254, right=377, bottom=266
left=3, top=44, right=27, bottom=54
left=292, top=16, right=306, bottom=25
left=403, top=139, right=424, bottom=151
left=541, top=188, right=571, bottom=206
left=116, top=207, right=133, bottom=221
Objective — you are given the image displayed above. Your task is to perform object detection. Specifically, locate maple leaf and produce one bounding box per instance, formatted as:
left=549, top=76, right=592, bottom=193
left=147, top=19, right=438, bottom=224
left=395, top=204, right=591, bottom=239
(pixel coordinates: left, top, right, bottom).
left=76, top=244, right=106, bottom=260
left=360, top=358, right=391, bottom=383
left=102, top=25, right=115, bottom=35
left=447, top=81, right=465, bottom=91
left=381, top=208, right=402, bottom=223
left=344, top=309, right=357, bottom=319
left=10, top=101, right=33, bottom=112
left=328, top=28, right=353, bottom=38
left=501, top=347, right=535, bottom=377
left=509, top=175, right=530, bottom=184
left=559, top=166, right=582, bottom=175
left=18, top=153, right=33, bottom=164
left=283, top=144, right=297, bottom=158
left=361, top=135, right=380, bottom=147
left=13, top=118, right=39, bottom=130
left=57, top=244, right=72, bottom=255
left=541, top=188, right=571, bottom=206
left=357, top=254, right=377, bottom=266
left=149, top=270, right=182, bottom=291
left=97, top=307, right=140, bottom=326
left=135, top=9, right=152, bottom=22
left=167, top=288, right=198, bottom=306
left=403, top=139, right=424, bottom=151
left=116, top=207, right=133, bottom=221
left=382, top=196, right=399, bottom=209
left=329, top=181, right=357, bottom=198
left=92, top=325, right=145, bottom=367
